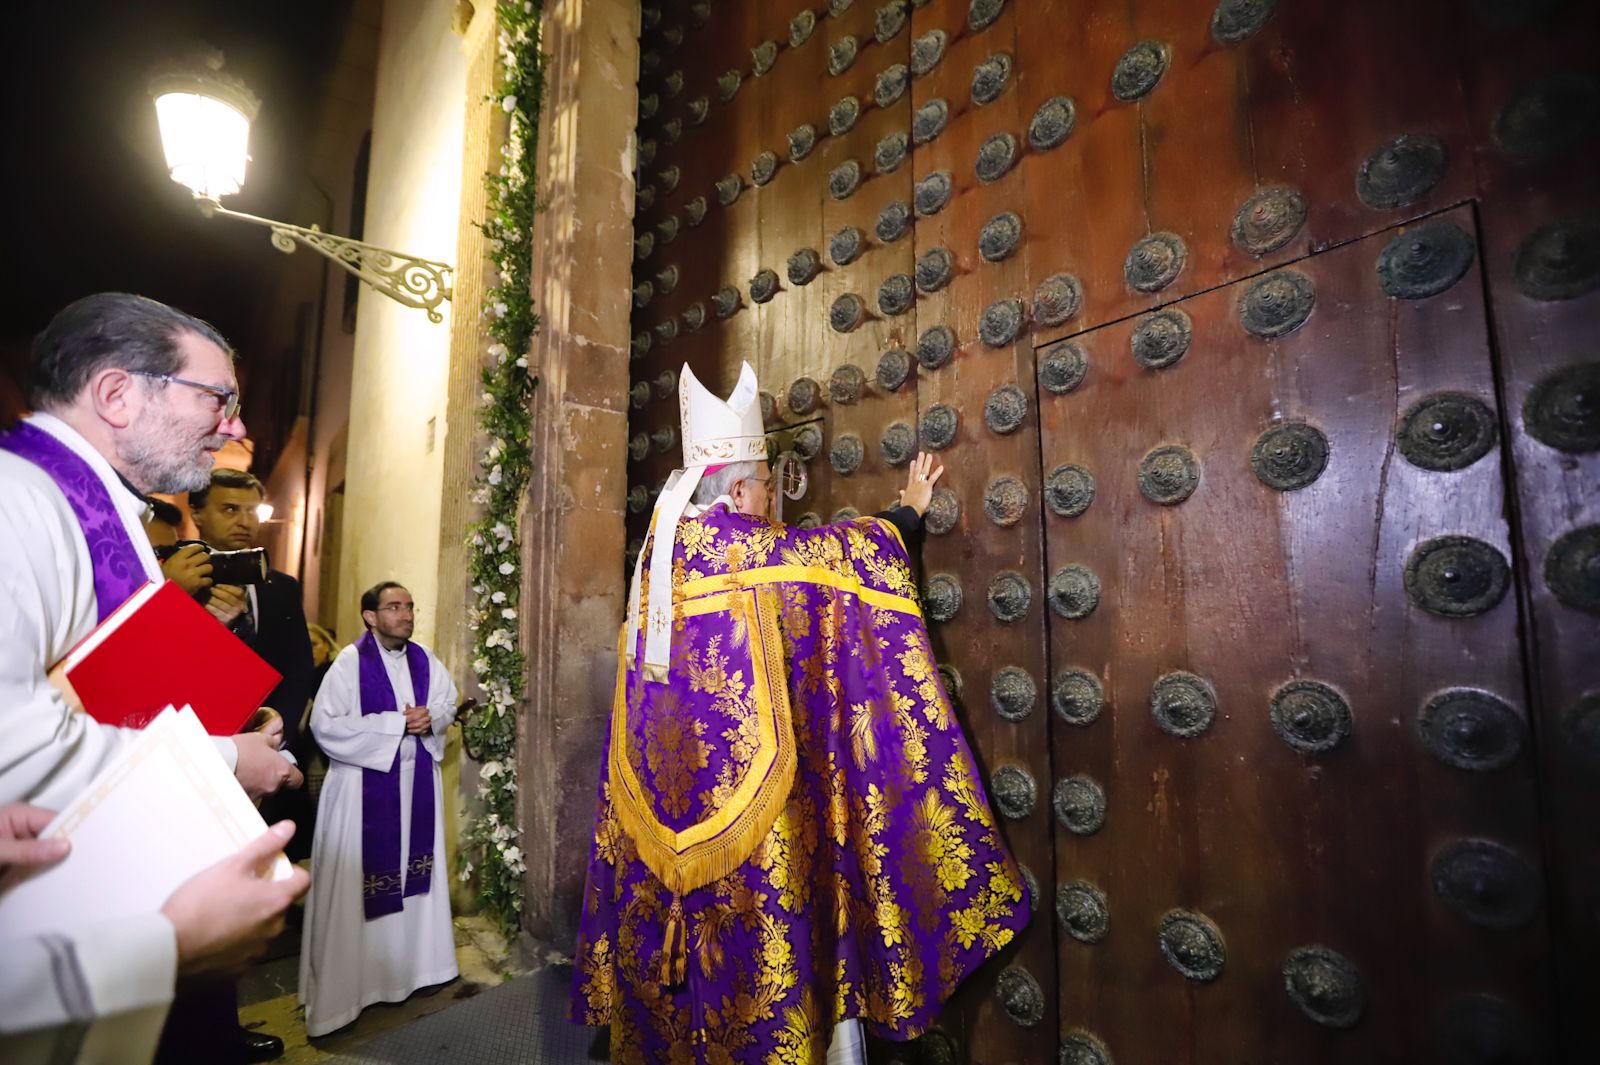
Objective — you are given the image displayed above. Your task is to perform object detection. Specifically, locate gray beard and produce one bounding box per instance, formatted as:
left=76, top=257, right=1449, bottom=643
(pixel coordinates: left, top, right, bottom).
left=118, top=426, right=219, bottom=494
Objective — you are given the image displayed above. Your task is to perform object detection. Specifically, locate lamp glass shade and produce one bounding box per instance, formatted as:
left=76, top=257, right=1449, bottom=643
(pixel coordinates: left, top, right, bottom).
left=255, top=501, right=274, bottom=522
left=154, top=91, right=251, bottom=199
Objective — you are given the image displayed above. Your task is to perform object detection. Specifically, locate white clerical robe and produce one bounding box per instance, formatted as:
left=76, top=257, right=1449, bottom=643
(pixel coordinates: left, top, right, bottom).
left=299, top=639, right=460, bottom=1037
left=0, top=413, right=182, bottom=1065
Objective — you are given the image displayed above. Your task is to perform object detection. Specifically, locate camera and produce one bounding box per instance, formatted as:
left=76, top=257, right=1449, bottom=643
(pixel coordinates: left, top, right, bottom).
left=155, top=539, right=268, bottom=586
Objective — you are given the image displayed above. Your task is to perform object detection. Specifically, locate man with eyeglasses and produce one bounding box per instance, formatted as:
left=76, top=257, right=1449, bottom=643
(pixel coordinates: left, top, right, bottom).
left=0, top=293, right=307, bottom=1064
left=298, top=581, right=462, bottom=1038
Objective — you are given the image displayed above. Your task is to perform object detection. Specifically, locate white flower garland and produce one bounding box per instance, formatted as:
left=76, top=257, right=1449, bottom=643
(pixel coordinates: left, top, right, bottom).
left=458, top=0, right=543, bottom=931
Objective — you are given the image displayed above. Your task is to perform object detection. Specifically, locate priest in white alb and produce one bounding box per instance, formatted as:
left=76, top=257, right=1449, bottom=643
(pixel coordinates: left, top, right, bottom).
left=298, top=581, right=461, bottom=1037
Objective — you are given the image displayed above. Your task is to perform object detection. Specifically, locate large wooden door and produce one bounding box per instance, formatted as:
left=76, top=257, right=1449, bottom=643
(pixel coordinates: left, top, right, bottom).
left=1039, top=206, right=1548, bottom=1063
left=623, top=0, right=1599, bottom=1061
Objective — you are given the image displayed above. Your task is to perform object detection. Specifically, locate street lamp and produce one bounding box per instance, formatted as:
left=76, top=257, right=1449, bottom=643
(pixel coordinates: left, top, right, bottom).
left=150, top=53, right=454, bottom=323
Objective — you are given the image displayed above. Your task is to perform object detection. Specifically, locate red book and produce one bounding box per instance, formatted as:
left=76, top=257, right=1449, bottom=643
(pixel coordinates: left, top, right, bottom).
left=49, top=580, right=281, bottom=736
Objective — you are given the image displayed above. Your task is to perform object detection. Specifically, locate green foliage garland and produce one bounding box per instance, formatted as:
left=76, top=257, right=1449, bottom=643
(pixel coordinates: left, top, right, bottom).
left=458, top=0, right=544, bottom=934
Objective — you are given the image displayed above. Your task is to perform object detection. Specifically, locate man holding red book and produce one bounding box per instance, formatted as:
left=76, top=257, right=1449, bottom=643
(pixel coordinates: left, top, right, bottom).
left=0, top=293, right=309, bottom=1064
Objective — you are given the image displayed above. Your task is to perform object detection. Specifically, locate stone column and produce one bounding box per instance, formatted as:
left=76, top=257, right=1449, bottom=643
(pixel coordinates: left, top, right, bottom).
left=516, top=0, right=638, bottom=943
left=434, top=2, right=500, bottom=914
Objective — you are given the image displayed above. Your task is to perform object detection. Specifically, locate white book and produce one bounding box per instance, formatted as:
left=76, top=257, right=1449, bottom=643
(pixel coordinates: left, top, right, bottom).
left=0, top=706, right=293, bottom=938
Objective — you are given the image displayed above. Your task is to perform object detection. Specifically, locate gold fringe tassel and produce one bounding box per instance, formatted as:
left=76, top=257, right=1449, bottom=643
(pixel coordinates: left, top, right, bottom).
left=659, top=893, right=687, bottom=987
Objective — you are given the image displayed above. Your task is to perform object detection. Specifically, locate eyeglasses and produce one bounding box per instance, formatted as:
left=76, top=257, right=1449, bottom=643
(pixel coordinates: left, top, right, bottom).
left=130, top=371, right=241, bottom=421
left=377, top=603, right=418, bottom=615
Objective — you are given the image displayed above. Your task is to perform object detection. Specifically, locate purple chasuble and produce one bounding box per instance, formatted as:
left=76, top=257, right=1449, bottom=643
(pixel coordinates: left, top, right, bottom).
left=355, top=631, right=436, bottom=920
left=571, top=506, right=1032, bottom=1060
left=0, top=420, right=147, bottom=623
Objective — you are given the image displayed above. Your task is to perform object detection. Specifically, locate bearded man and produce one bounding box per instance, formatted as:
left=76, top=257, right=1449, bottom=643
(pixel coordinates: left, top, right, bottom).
left=0, top=292, right=304, bottom=1065
left=572, top=363, right=1031, bottom=1064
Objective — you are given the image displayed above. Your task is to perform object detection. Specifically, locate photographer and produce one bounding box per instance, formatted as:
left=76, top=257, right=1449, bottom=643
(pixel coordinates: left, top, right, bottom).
left=187, top=469, right=316, bottom=1064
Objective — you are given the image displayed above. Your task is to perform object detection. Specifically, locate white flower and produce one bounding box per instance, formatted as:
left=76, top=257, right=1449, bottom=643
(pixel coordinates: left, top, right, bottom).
left=498, top=561, right=515, bottom=575
left=481, top=760, right=503, bottom=779
left=491, top=522, right=512, bottom=541
left=502, top=94, right=518, bottom=113
left=492, top=823, right=513, bottom=843
left=458, top=862, right=473, bottom=882
left=515, top=356, right=528, bottom=368
left=493, top=301, right=508, bottom=317
left=471, top=487, right=491, bottom=505
left=501, top=608, right=518, bottom=620
left=487, top=465, right=503, bottom=485
left=486, top=628, right=512, bottom=649
left=472, top=657, right=490, bottom=675
left=491, top=590, right=507, bottom=604
left=502, top=845, right=525, bottom=873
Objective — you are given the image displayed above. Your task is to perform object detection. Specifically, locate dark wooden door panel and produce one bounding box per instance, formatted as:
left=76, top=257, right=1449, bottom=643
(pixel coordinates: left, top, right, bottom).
left=1038, top=207, right=1549, bottom=1064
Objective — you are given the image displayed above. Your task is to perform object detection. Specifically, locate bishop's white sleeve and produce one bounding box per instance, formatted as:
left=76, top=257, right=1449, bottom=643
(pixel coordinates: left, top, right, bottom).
left=421, top=651, right=461, bottom=762
left=310, top=647, right=405, bottom=771
left=0, top=913, right=176, bottom=1065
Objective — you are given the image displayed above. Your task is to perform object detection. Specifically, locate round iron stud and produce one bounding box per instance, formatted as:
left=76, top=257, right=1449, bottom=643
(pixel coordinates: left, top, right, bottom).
left=1158, top=910, right=1226, bottom=981
left=1112, top=41, right=1169, bottom=101
left=1046, top=464, right=1096, bottom=518
left=911, top=30, right=947, bottom=77
left=983, top=477, right=1029, bottom=527
left=971, top=53, right=1013, bottom=105
left=1240, top=270, right=1316, bottom=337
left=874, top=64, right=909, bottom=109
left=828, top=160, right=862, bottom=201
left=749, top=269, right=779, bottom=305
left=1357, top=133, right=1448, bottom=209
left=1034, top=274, right=1083, bottom=327
left=920, top=404, right=959, bottom=450
left=995, top=967, right=1044, bottom=1028
left=1431, top=838, right=1540, bottom=930
left=1138, top=445, right=1200, bottom=505
left=1377, top=222, right=1476, bottom=299
left=788, top=124, right=817, bottom=163
left=980, top=300, right=1025, bottom=348
left=916, top=172, right=953, bottom=217
left=787, top=248, right=822, bottom=287
left=830, top=293, right=865, bottom=333
left=880, top=422, right=915, bottom=467
left=877, top=201, right=912, bottom=243
left=878, top=274, right=915, bottom=317
left=1405, top=536, right=1511, bottom=617
left=829, top=96, right=861, bottom=137
left=876, top=348, right=912, bottom=392
left=976, top=132, right=1019, bottom=183
left=1282, top=945, right=1366, bottom=1030
left=1049, top=565, right=1101, bottom=619
left=875, top=132, right=909, bottom=174
left=1029, top=96, right=1076, bottom=151
left=1130, top=309, right=1192, bottom=369
left=1515, top=217, right=1600, bottom=301
left=829, top=226, right=864, bottom=267
left=1053, top=669, right=1105, bottom=727
left=1054, top=775, right=1107, bottom=836
left=1232, top=185, right=1306, bottom=256
left=1545, top=525, right=1600, bottom=614
left=984, top=385, right=1029, bottom=434
left=1397, top=394, right=1497, bottom=471
left=916, top=248, right=955, bottom=293
left=1212, top=0, right=1278, bottom=44
left=1523, top=362, right=1600, bottom=453
left=1151, top=671, right=1216, bottom=738
left=1039, top=341, right=1089, bottom=394
left=788, top=377, right=821, bottom=416
left=913, top=98, right=948, bottom=145
left=1270, top=680, right=1352, bottom=754
left=989, top=764, right=1034, bottom=819
left=1418, top=689, right=1525, bottom=772
left=829, top=433, right=864, bottom=475
left=829, top=364, right=865, bottom=405
left=1125, top=232, right=1187, bottom=292
left=917, top=326, right=956, bottom=371
left=1057, top=881, right=1109, bottom=944
left=980, top=212, right=1023, bottom=262
left=990, top=665, right=1037, bottom=720
left=924, top=489, right=960, bottom=535
left=1252, top=423, right=1329, bottom=490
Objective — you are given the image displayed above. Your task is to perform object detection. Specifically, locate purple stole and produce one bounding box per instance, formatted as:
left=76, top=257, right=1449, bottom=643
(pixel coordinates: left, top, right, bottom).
left=355, top=630, right=436, bottom=920
left=0, top=420, right=147, bottom=623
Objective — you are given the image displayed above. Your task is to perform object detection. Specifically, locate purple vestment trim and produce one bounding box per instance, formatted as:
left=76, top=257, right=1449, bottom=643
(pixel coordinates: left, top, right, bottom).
left=0, top=420, right=147, bottom=624
left=355, top=630, right=435, bottom=920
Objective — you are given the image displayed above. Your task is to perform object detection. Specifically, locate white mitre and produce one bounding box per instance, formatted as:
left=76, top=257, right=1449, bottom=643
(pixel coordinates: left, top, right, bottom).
left=626, top=361, right=767, bottom=681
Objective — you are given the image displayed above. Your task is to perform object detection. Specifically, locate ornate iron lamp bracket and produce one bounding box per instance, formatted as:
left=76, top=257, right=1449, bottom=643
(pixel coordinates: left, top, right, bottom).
left=198, top=198, right=455, bottom=323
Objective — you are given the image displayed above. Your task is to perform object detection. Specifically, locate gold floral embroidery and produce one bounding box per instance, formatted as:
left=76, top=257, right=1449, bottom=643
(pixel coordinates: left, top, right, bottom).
left=758, top=793, right=818, bottom=913
left=913, top=788, right=976, bottom=894
left=579, top=931, right=615, bottom=1021
left=768, top=988, right=823, bottom=1065
left=644, top=688, right=710, bottom=819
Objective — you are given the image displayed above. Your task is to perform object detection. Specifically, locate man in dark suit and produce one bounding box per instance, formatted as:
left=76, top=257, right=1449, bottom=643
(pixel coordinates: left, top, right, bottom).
left=189, top=467, right=315, bottom=1064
